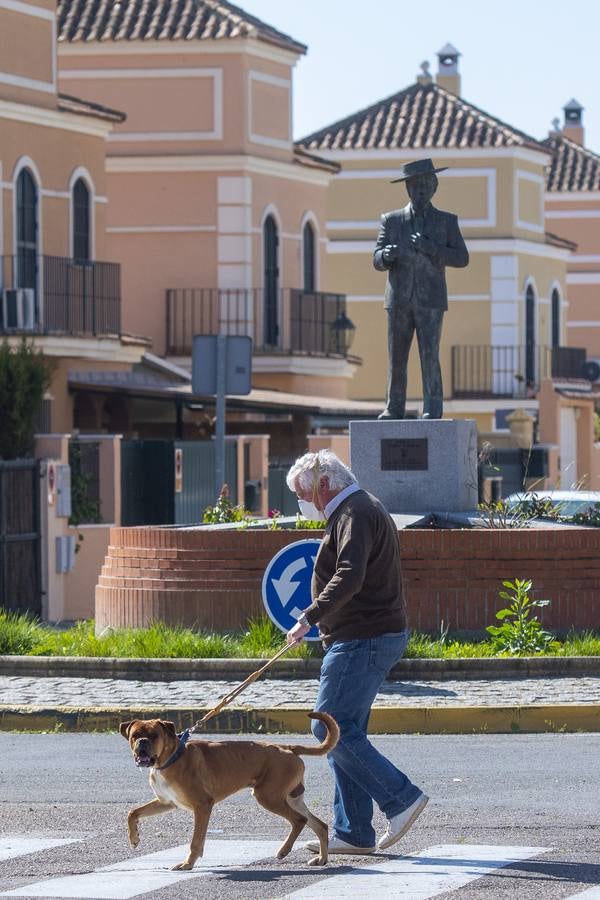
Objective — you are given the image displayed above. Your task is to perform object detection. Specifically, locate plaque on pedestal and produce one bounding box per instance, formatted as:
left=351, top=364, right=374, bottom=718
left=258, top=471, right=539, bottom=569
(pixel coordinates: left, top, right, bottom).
left=350, top=419, right=478, bottom=513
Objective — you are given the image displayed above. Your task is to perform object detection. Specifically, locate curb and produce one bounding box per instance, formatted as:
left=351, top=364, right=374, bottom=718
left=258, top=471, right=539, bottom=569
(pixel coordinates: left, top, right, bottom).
left=1, top=704, right=599, bottom=735
left=1, top=655, right=599, bottom=681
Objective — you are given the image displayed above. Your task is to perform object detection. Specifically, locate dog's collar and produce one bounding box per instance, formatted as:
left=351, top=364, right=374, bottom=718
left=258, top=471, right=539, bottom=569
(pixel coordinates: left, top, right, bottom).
left=155, top=729, right=191, bottom=771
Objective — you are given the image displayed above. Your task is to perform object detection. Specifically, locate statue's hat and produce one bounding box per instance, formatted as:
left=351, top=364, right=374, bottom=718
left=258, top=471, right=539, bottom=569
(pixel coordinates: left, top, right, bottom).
left=390, top=158, right=448, bottom=183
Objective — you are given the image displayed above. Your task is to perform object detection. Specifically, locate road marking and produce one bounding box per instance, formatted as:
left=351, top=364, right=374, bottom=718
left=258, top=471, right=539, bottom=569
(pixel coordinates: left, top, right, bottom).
left=0, top=837, right=80, bottom=862
left=0, top=839, right=280, bottom=898
left=283, top=844, right=550, bottom=899
left=569, top=890, right=600, bottom=898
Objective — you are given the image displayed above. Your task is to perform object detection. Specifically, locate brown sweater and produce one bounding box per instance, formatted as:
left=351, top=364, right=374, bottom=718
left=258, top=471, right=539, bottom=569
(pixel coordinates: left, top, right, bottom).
left=303, top=489, right=407, bottom=645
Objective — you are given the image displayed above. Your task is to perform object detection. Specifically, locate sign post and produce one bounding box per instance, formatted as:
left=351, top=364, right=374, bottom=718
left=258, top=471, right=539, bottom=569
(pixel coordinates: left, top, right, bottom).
left=191, top=334, right=252, bottom=502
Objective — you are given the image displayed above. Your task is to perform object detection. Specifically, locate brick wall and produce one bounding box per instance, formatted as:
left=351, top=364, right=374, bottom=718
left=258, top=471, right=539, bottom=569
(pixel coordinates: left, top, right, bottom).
left=95, top=526, right=600, bottom=634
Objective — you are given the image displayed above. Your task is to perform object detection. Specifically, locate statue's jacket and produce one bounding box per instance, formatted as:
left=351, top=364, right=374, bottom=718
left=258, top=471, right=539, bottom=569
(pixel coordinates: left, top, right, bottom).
left=373, top=203, right=469, bottom=310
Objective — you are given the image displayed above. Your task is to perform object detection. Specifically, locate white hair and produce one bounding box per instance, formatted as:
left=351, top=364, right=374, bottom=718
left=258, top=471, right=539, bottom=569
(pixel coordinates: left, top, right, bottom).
left=286, top=449, right=357, bottom=493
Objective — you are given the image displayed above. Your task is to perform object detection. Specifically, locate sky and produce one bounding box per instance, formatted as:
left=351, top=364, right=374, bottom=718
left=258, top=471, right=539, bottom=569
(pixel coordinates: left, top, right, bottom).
left=239, top=0, right=600, bottom=154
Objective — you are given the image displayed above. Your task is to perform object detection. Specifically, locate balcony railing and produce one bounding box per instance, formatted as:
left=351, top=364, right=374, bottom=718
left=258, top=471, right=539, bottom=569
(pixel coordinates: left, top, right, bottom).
left=0, top=255, right=121, bottom=337
left=166, top=287, right=350, bottom=357
left=451, top=345, right=587, bottom=398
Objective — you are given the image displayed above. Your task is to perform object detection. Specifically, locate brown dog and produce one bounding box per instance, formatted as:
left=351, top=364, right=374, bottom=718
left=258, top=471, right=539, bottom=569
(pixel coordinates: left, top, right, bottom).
left=120, top=712, right=339, bottom=871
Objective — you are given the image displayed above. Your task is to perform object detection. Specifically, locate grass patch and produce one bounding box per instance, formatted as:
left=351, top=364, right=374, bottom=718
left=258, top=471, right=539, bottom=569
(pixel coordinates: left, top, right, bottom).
left=1, top=611, right=599, bottom=659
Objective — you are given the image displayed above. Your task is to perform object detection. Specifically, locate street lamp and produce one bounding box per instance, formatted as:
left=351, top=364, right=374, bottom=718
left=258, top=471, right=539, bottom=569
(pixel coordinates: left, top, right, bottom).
left=330, top=310, right=356, bottom=355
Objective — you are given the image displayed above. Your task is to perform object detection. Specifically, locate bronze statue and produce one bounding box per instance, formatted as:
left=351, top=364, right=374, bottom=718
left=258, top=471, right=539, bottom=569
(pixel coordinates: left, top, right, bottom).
left=373, top=158, right=469, bottom=419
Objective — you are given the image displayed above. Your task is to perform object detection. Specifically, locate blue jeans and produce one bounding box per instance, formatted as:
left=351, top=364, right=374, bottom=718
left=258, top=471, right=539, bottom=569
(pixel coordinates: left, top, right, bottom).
left=312, top=631, right=422, bottom=848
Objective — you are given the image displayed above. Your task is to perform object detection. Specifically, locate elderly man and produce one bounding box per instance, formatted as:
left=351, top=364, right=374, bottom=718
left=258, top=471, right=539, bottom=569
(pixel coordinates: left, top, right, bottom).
left=373, top=157, right=469, bottom=420
left=286, top=449, right=428, bottom=854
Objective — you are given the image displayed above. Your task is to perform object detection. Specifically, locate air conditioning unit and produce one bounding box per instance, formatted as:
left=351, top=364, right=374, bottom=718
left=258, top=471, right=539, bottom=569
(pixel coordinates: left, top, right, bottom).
left=583, top=358, right=600, bottom=383
left=1, top=288, right=35, bottom=330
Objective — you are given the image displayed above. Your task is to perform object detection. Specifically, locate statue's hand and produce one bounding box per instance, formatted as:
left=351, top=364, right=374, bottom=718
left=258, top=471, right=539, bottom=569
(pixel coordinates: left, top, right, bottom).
left=382, top=244, right=400, bottom=263
left=410, top=232, right=437, bottom=257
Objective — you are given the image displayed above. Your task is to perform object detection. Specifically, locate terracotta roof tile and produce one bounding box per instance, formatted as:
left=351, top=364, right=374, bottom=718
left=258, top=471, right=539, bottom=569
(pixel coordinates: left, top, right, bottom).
left=56, top=0, right=306, bottom=53
left=543, top=133, right=600, bottom=192
left=299, top=81, right=547, bottom=153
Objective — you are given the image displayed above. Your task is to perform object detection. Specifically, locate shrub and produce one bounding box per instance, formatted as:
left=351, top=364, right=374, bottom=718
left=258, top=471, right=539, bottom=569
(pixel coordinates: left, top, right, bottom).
left=203, top=484, right=254, bottom=525
left=486, top=578, right=560, bottom=655
left=0, top=340, right=54, bottom=459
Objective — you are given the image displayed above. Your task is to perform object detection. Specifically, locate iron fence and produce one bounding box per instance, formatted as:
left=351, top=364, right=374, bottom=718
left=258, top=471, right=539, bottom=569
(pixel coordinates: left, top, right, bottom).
left=0, top=255, right=120, bottom=337
left=451, top=345, right=587, bottom=398
left=166, top=287, right=349, bottom=357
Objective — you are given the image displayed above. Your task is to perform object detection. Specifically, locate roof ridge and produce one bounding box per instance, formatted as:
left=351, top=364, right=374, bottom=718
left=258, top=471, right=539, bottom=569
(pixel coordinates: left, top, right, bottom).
left=299, top=79, right=548, bottom=153
left=56, top=0, right=306, bottom=52
left=542, top=132, right=600, bottom=162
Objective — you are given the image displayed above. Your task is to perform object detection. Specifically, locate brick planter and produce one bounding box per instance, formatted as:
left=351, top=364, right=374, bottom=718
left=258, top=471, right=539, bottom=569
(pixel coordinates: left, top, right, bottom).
left=95, top=526, right=600, bottom=633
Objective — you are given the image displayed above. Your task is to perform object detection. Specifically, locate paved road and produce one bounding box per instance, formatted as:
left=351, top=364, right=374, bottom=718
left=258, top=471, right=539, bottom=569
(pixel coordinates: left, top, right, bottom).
left=0, top=732, right=598, bottom=899
left=2, top=673, right=599, bottom=708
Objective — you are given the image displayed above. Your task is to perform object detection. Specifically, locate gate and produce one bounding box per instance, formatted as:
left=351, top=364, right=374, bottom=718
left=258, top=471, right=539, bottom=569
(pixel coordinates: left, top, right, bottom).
left=121, top=441, right=175, bottom=526
left=174, top=441, right=237, bottom=525
left=120, top=440, right=238, bottom=526
left=0, top=460, right=42, bottom=616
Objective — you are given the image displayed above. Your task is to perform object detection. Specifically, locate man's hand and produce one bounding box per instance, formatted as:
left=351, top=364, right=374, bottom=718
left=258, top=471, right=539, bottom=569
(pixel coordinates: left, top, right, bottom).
left=382, top=244, right=401, bottom=263
left=410, top=232, right=437, bottom=257
left=287, top=620, right=310, bottom=646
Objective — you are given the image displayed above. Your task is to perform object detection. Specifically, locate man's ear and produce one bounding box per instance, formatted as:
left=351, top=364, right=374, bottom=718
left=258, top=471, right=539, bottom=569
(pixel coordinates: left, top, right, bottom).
left=119, top=720, right=135, bottom=739
left=159, top=720, right=177, bottom=738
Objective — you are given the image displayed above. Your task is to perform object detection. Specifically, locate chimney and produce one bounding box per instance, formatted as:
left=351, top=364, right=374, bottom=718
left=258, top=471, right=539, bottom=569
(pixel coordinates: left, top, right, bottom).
left=416, top=60, right=433, bottom=86
left=562, top=98, right=584, bottom=144
left=436, top=43, right=461, bottom=95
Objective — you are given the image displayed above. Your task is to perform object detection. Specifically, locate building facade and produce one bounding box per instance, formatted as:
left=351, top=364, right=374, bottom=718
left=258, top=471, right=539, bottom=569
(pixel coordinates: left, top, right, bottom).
left=0, top=0, right=147, bottom=433
left=56, top=0, right=358, bottom=401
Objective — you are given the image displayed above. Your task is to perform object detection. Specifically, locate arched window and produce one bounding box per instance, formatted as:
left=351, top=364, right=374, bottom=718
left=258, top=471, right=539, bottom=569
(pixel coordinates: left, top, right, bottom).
left=72, top=178, right=90, bottom=261
left=525, top=284, right=536, bottom=386
left=551, top=288, right=560, bottom=348
left=263, top=214, right=279, bottom=346
left=16, top=168, right=38, bottom=290
left=303, top=221, right=315, bottom=292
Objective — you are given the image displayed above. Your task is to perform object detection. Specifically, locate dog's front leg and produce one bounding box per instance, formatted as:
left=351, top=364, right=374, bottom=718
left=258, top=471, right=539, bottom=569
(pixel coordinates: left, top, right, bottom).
left=172, top=800, right=213, bottom=871
left=127, top=799, right=175, bottom=849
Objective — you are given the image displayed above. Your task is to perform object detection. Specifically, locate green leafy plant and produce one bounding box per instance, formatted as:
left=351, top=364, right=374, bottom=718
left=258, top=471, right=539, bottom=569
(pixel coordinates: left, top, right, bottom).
left=203, top=484, right=254, bottom=525
left=0, top=340, right=54, bottom=459
left=295, top=515, right=325, bottom=530
left=486, top=578, right=560, bottom=655
left=571, top=503, right=600, bottom=527
left=478, top=494, right=560, bottom=529
left=267, top=509, right=282, bottom=530
left=68, top=441, right=102, bottom=552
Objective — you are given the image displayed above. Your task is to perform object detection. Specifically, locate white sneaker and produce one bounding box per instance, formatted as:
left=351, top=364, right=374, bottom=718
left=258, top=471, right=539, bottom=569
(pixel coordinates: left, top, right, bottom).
left=378, top=794, right=429, bottom=850
left=304, top=835, right=376, bottom=854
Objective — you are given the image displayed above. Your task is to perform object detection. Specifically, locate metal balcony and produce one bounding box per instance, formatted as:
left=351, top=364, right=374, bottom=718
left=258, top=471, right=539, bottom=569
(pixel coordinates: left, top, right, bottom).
left=0, top=255, right=121, bottom=337
left=166, top=287, right=352, bottom=357
left=451, top=345, right=588, bottom=398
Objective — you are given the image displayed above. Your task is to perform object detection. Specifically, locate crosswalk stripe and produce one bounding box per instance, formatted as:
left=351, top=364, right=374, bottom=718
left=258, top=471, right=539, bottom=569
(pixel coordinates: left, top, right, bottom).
left=282, top=843, right=550, bottom=899
left=0, top=839, right=280, bottom=899
left=0, top=837, right=81, bottom=863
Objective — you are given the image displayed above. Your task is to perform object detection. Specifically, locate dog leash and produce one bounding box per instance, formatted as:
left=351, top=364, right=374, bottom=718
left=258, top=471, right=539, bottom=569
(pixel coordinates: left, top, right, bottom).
left=187, top=641, right=296, bottom=735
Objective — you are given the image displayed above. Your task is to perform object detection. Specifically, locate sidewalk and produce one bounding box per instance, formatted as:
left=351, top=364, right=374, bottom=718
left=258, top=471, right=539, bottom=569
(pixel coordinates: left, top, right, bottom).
left=1, top=666, right=599, bottom=734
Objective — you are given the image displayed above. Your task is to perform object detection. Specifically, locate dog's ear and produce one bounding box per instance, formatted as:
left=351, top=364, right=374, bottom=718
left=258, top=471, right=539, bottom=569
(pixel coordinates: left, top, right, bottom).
left=159, top=720, right=177, bottom=738
left=119, top=720, right=136, bottom=739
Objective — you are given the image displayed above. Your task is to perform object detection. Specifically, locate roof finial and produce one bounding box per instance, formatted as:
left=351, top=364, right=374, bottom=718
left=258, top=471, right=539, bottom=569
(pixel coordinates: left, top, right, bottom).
left=551, top=117, right=561, bottom=132
left=417, top=60, right=432, bottom=86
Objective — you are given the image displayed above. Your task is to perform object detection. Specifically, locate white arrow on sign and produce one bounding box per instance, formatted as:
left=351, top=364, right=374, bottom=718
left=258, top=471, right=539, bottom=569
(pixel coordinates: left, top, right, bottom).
left=272, top=555, right=307, bottom=606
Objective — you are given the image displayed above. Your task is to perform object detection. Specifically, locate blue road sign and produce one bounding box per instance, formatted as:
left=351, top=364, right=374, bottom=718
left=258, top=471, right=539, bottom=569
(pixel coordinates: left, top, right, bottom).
left=261, top=539, right=321, bottom=641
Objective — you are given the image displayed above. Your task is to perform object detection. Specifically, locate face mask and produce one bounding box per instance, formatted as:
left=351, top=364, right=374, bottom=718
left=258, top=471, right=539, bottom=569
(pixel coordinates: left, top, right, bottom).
left=297, top=499, right=326, bottom=522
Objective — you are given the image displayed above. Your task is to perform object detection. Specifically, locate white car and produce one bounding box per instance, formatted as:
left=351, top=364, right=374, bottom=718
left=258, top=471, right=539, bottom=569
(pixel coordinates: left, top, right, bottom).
left=504, top=490, right=600, bottom=519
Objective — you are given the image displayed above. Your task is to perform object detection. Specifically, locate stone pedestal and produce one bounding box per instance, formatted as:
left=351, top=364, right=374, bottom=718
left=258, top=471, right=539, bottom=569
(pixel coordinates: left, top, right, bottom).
left=349, top=419, right=478, bottom=513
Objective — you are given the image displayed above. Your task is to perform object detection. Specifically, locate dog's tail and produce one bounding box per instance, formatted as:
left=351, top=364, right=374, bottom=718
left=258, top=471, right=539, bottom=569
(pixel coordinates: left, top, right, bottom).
left=289, top=712, right=339, bottom=757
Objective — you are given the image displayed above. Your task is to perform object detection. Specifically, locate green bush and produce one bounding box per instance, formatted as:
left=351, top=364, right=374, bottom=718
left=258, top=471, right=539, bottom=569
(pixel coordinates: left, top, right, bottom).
left=0, top=340, right=54, bottom=459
